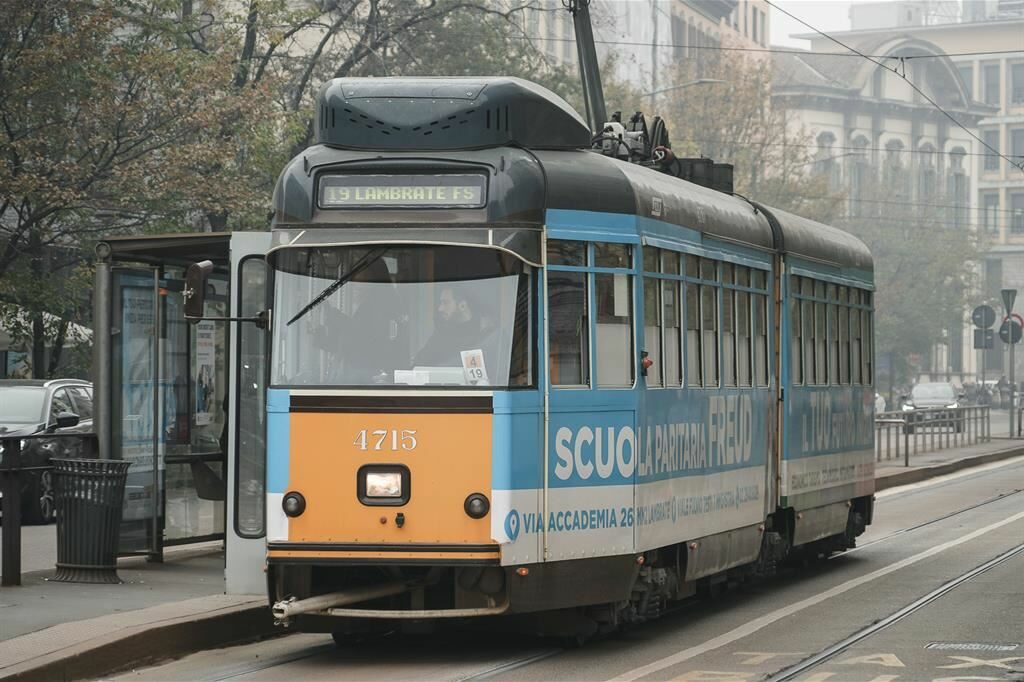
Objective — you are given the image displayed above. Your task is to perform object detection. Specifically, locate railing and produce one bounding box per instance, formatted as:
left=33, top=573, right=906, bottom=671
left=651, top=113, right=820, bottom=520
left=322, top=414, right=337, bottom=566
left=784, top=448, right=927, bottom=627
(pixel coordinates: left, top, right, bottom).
left=0, top=433, right=96, bottom=587
left=875, top=406, right=990, bottom=467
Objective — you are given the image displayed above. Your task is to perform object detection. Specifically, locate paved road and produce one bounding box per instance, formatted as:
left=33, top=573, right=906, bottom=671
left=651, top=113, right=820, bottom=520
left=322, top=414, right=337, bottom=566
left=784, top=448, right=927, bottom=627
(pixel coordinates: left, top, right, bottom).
left=116, top=456, right=1024, bottom=682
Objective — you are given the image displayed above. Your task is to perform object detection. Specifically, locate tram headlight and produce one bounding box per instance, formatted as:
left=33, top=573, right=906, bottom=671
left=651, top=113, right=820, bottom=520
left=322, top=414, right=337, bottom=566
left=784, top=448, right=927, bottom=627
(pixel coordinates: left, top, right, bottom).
left=282, top=491, right=306, bottom=517
left=366, top=472, right=403, bottom=498
left=357, top=465, right=410, bottom=505
left=464, top=493, right=490, bottom=519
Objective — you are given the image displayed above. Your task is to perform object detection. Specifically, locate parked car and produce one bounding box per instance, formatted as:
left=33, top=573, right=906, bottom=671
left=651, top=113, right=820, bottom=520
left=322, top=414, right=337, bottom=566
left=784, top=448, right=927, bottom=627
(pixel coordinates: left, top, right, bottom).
left=900, top=382, right=964, bottom=434
left=0, top=379, right=94, bottom=524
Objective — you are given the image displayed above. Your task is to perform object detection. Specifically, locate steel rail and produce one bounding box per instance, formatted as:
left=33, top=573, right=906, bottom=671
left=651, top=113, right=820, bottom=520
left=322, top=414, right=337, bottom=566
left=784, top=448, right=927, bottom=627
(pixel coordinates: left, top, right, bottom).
left=768, top=542, right=1024, bottom=681
left=457, top=648, right=564, bottom=681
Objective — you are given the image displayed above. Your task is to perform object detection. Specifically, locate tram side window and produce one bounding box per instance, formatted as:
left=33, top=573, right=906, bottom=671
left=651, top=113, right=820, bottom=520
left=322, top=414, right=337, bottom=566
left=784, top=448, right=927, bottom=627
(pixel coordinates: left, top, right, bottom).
left=644, top=273, right=662, bottom=387
left=643, top=248, right=662, bottom=387
left=791, top=276, right=803, bottom=384
left=827, top=285, right=838, bottom=384
left=863, top=294, right=874, bottom=384
left=663, top=252, right=682, bottom=386
left=701, top=259, right=720, bottom=387
left=815, top=282, right=827, bottom=385
left=753, top=286, right=768, bottom=386
left=548, top=239, right=586, bottom=266
left=548, top=270, right=589, bottom=386
left=736, top=266, right=752, bottom=387
left=802, top=278, right=815, bottom=384
left=686, top=280, right=702, bottom=387
left=851, top=290, right=863, bottom=385
left=595, top=243, right=634, bottom=387
left=839, top=287, right=850, bottom=384
left=722, top=263, right=736, bottom=387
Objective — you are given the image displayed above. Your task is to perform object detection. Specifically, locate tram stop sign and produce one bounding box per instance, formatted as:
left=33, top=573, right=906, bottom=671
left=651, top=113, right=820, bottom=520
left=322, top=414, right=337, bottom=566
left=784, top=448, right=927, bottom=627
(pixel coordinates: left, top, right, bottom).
left=972, top=304, right=996, bottom=328
left=999, top=316, right=1023, bottom=345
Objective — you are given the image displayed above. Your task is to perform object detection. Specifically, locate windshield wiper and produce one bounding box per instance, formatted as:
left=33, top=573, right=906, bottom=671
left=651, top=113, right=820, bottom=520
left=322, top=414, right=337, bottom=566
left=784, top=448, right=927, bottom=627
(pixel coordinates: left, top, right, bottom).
left=286, top=247, right=389, bottom=326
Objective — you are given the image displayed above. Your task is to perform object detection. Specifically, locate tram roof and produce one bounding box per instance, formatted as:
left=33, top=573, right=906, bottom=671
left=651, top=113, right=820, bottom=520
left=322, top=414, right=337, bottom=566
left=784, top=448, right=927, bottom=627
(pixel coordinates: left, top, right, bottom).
left=270, top=144, right=871, bottom=273
left=536, top=151, right=872, bottom=271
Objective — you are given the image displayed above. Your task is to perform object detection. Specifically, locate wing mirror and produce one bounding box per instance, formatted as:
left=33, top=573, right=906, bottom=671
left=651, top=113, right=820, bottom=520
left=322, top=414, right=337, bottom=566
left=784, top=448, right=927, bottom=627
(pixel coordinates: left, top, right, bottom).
left=184, top=260, right=214, bottom=321
left=48, top=411, right=80, bottom=433
left=183, top=260, right=268, bottom=329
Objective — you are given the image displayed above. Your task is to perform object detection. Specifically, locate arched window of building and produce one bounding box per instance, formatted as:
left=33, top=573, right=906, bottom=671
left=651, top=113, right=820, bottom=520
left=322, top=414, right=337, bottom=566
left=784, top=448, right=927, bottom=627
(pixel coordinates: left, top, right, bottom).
left=883, top=139, right=907, bottom=199
left=849, top=135, right=871, bottom=217
left=917, top=143, right=937, bottom=202
left=813, top=131, right=839, bottom=190
left=948, top=146, right=968, bottom=229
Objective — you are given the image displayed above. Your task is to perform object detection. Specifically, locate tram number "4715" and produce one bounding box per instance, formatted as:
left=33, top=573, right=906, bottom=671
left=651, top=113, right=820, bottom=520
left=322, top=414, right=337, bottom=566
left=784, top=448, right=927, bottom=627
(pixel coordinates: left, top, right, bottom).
left=353, top=429, right=418, bottom=451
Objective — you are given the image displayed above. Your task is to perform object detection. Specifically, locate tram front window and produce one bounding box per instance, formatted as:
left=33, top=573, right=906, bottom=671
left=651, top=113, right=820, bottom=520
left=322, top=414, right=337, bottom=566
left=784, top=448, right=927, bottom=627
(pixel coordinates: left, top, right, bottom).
left=271, top=245, right=532, bottom=388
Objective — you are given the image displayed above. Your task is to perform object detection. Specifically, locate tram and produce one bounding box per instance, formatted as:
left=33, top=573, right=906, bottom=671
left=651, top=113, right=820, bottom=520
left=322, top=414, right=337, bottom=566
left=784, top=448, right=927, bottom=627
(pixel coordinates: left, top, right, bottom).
left=186, top=76, right=875, bottom=637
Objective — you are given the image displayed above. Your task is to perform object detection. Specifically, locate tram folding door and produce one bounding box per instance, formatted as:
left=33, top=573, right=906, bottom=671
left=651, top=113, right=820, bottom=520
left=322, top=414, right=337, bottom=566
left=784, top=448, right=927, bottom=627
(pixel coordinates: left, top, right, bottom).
left=225, top=232, right=273, bottom=595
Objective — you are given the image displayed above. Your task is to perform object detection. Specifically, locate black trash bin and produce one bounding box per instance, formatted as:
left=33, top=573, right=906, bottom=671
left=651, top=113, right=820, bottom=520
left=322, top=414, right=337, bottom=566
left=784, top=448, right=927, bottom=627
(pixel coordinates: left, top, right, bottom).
left=52, top=458, right=131, bottom=584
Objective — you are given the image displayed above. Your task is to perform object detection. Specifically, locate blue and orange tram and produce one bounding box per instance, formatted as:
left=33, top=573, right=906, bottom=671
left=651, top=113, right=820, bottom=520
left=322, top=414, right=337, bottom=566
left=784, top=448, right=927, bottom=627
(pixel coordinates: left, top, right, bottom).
left=190, top=77, right=875, bottom=638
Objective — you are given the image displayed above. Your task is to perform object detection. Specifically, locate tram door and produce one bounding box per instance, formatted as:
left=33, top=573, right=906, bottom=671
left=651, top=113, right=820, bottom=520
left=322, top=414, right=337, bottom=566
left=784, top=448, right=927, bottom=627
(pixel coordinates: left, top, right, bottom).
left=225, top=231, right=272, bottom=594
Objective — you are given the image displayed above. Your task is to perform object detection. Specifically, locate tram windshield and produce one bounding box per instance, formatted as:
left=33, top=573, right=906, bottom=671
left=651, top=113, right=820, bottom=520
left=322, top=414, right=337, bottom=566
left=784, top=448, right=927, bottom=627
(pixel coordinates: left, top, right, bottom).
left=271, top=244, right=533, bottom=388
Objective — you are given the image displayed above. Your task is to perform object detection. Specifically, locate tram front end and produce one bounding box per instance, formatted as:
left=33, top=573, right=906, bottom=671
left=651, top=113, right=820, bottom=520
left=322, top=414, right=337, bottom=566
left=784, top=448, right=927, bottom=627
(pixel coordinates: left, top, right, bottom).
left=265, top=237, right=538, bottom=629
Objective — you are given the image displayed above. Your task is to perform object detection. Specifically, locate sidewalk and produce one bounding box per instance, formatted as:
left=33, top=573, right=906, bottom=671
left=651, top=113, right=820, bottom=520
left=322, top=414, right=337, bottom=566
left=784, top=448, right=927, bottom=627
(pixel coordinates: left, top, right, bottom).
left=0, top=548, right=274, bottom=682
left=2, top=441, right=1023, bottom=682
left=874, top=437, right=1024, bottom=490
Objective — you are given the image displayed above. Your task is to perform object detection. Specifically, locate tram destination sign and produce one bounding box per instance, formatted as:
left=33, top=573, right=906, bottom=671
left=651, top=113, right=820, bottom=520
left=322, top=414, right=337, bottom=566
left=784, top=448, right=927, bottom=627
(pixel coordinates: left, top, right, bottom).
left=319, top=173, right=486, bottom=209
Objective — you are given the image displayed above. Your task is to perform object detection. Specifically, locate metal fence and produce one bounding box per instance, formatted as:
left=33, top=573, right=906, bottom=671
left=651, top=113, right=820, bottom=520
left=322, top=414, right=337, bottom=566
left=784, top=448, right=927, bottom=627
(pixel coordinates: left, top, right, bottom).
left=875, top=406, right=991, bottom=466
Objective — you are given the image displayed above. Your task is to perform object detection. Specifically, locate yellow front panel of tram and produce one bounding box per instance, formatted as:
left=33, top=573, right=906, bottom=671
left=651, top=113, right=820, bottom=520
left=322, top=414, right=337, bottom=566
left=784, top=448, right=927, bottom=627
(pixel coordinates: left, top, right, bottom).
left=284, top=411, right=494, bottom=546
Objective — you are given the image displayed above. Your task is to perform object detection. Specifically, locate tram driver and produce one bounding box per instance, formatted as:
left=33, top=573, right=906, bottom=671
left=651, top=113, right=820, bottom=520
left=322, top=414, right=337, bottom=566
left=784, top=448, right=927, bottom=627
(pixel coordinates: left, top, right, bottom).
left=413, top=286, right=489, bottom=368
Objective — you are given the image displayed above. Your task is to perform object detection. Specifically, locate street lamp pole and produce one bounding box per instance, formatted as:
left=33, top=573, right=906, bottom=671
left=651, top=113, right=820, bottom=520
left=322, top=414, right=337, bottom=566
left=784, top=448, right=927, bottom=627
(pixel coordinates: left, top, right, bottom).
left=645, top=78, right=728, bottom=109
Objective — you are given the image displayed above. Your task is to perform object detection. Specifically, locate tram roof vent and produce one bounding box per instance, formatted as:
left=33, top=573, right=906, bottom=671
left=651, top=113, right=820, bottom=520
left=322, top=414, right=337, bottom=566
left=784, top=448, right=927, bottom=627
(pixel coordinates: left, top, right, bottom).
left=315, top=77, right=591, bottom=151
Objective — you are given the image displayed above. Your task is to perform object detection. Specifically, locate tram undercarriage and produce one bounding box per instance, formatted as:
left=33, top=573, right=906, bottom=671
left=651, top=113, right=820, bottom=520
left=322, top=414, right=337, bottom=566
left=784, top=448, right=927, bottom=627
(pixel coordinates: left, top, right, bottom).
left=269, top=495, right=872, bottom=640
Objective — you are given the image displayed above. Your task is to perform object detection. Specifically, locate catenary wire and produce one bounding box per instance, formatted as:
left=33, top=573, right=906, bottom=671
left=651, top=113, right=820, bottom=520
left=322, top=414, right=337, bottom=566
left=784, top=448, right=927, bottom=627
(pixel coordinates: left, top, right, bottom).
left=672, top=136, right=1018, bottom=160
left=520, top=36, right=1023, bottom=61
left=760, top=0, right=1024, bottom=173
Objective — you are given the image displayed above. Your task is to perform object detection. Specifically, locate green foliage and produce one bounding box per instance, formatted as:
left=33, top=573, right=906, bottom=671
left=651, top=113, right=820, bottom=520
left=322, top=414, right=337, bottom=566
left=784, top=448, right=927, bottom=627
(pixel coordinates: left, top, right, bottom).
left=837, top=185, right=978, bottom=385
left=0, top=0, right=292, bottom=375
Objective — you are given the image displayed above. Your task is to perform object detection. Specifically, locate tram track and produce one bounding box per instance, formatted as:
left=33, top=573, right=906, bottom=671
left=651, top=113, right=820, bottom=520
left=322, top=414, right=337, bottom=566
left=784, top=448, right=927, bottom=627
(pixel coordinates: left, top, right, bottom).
left=127, top=462, right=1024, bottom=682
left=196, top=643, right=336, bottom=682
left=766, top=542, right=1024, bottom=681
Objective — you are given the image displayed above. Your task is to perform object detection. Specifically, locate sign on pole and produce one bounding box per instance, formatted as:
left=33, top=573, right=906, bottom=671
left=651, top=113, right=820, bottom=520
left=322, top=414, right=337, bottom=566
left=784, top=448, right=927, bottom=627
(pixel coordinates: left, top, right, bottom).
left=1002, top=289, right=1017, bottom=315
left=972, top=304, right=996, bottom=329
left=974, top=328, right=995, bottom=349
left=999, top=318, right=1023, bottom=345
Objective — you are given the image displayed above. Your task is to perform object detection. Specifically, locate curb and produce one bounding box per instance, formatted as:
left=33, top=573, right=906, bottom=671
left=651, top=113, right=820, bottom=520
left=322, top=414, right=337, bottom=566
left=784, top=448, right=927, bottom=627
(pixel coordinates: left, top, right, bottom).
left=875, top=445, right=1024, bottom=491
left=1, top=601, right=277, bottom=682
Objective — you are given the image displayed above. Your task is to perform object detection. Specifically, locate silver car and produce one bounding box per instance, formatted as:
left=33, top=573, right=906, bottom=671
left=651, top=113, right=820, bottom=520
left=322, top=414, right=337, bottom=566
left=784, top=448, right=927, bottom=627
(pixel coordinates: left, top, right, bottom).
left=900, top=382, right=964, bottom=434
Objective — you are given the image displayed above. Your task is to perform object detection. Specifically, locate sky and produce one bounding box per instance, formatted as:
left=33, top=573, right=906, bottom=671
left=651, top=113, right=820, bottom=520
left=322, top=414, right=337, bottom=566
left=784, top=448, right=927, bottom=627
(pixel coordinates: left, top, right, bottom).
left=770, top=0, right=889, bottom=48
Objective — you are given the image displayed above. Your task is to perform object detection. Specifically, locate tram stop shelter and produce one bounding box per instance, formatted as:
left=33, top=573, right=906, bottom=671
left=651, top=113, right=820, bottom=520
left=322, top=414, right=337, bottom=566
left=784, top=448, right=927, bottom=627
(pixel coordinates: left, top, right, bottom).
left=92, top=231, right=269, bottom=593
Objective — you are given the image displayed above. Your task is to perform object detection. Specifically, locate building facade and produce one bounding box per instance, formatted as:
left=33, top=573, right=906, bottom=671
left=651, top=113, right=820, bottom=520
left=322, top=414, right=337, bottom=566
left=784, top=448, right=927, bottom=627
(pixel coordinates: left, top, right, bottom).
left=517, top=1, right=772, bottom=114
left=788, top=0, right=1024, bottom=382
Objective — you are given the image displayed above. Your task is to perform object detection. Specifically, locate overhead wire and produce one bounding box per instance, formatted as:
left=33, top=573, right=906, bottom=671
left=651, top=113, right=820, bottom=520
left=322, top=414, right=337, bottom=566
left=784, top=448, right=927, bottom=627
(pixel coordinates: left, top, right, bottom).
left=673, top=136, right=1015, bottom=160
left=760, top=0, right=1024, bottom=173
left=519, top=35, right=1023, bottom=61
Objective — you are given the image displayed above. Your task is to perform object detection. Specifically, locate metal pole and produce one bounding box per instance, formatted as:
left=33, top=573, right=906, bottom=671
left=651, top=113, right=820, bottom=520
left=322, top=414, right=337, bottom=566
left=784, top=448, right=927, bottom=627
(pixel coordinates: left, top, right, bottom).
left=1, top=438, right=23, bottom=586
left=149, top=269, right=163, bottom=563
left=93, top=247, right=113, bottom=459
left=569, top=0, right=607, bottom=133
left=904, top=422, right=909, bottom=467
left=1010, top=336, right=1016, bottom=438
